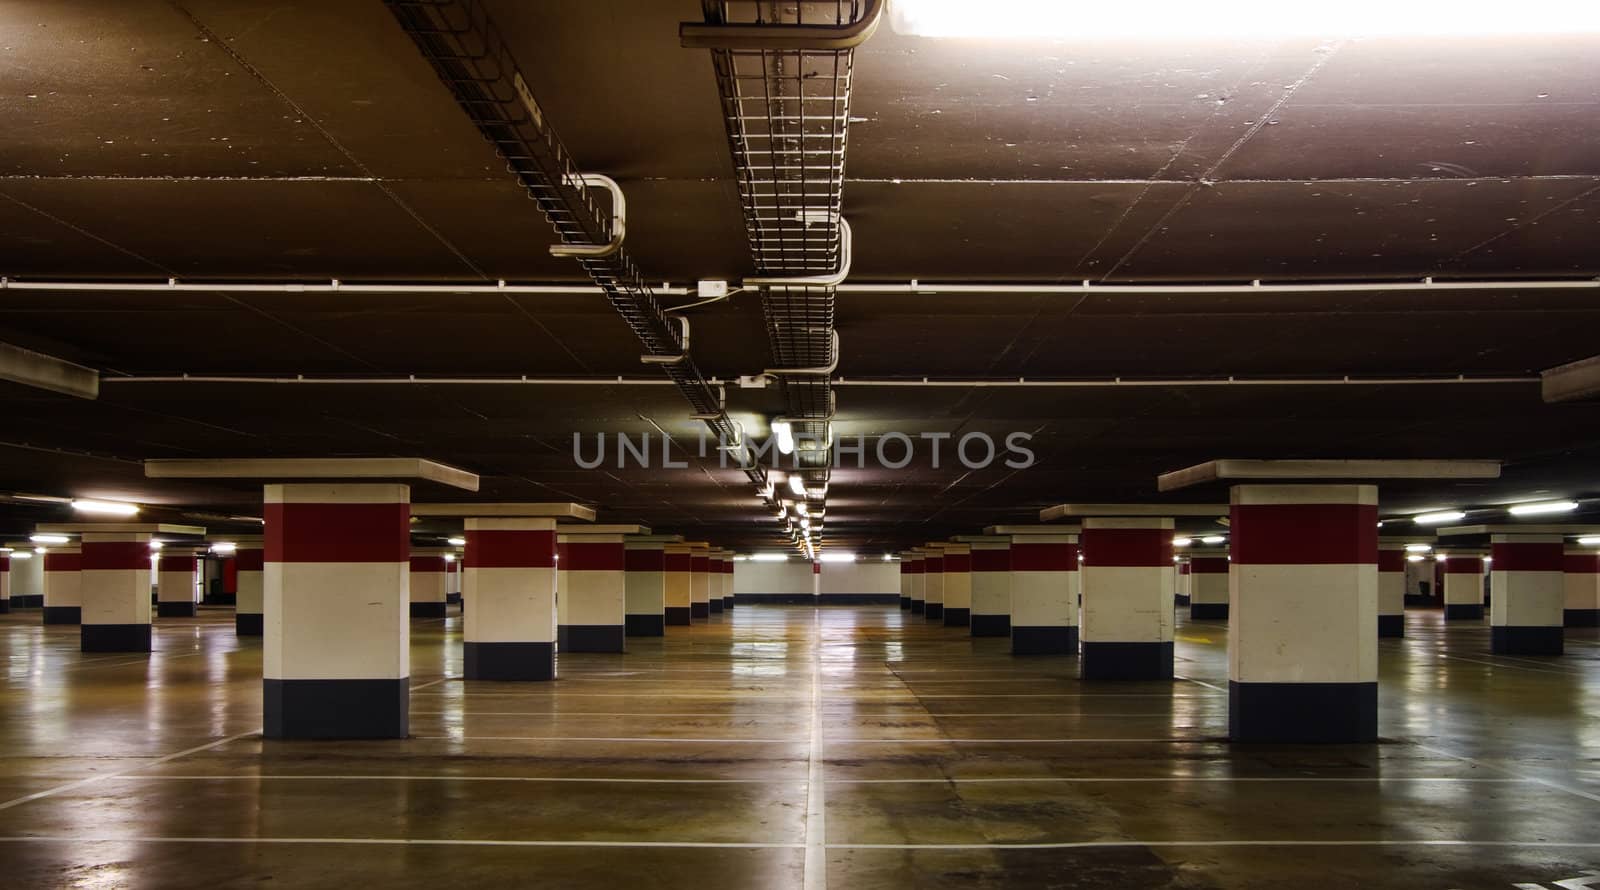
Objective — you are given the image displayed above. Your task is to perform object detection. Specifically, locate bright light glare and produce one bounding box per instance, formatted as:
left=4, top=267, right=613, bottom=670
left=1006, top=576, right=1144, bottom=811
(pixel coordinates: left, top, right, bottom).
left=29, top=534, right=69, bottom=545
left=1507, top=500, right=1579, bottom=516
left=1173, top=537, right=1193, bottom=547
left=1413, top=511, right=1466, bottom=525
left=447, top=536, right=467, bottom=546
left=751, top=553, right=789, bottom=562
left=443, top=553, right=456, bottom=563
left=1200, top=535, right=1226, bottom=545
left=71, top=499, right=140, bottom=516
left=819, top=552, right=857, bottom=563
left=772, top=420, right=795, bottom=455
left=1406, top=554, right=1424, bottom=562
left=891, top=0, right=1600, bottom=39
left=1404, top=543, right=1433, bottom=553
left=9, top=550, right=32, bottom=560
left=149, top=540, right=164, bottom=551
left=210, top=542, right=237, bottom=554
left=1579, top=536, right=1600, bottom=546
left=788, top=475, right=807, bottom=497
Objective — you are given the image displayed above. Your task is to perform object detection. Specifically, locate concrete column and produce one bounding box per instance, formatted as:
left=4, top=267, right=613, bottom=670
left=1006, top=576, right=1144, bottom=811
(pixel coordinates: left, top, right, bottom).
left=923, top=549, right=945, bottom=620
left=664, top=543, right=693, bottom=625
left=970, top=540, right=1010, bottom=636
left=156, top=550, right=200, bottom=618
left=42, top=545, right=82, bottom=625
left=1188, top=554, right=1230, bottom=620
left=79, top=531, right=154, bottom=651
left=0, top=552, right=8, bottom=614
left=1229, top=484, right=1377, bottom=743
left=1377, top=543, right=1406, bottom=637
left=898, top=556, right=913, bottom=610
left=408, top=549, right=450, bottom=618
left=720, top=553, right=735, bottom=611
left=1490, top=533, right=1564, bottom=655
left=233, top=537, right=266, bottom=636
left=1175, top=559, right=1191, bottom=606
left=263, top=483, right=410, bottom=738
left=942, top=543, right=972, bottom=627
left=907, top=551, right=926, bottom=614
left=1080, top=518, right=1174, bottom=680
left=558, top=532, right=626, bottom=652
left=1564, top=550, right=1600, bottom=627
left=446, top=557, right=462, bottom=604
left=625, top=541, right=667, bottom=636
left=1009, top=533, right=1079, bottom=655
left=691, top=548, right=713, bottom=618
left=463, top=517, right=557, bottom=681
left=1442, top=552, right=1485, bottom=620
left=9, top=548, right=43, bottom=608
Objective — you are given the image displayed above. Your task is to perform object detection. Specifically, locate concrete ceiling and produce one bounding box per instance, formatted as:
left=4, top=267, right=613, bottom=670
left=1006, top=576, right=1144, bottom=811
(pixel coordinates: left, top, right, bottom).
left=2, top=0, right=1599, bottom=551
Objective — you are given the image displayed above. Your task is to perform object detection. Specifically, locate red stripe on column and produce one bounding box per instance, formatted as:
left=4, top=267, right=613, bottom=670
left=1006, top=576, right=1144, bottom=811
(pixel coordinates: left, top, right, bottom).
left=81, top=541, right=150, bottom=571
left=972, top=549, right=1010, bottom=572
left=565, top=542, right=625, bottom=571
left=159, top=555, right=198, bottom=573
left=664, top=553, right=691, bottom=573
left=1378, top=549, right=1406, bottom=572
left=1178, top=563, right=1191, bottom=575
left=813, top=562, right=820, bottom=575
left=0, top=556, right=9, bottom=571
left=943, top=553, right=972, bottom=573
left=44, top=553, right=81, bottom=572
left=1010, top=542, right=1077, bottom=572
left=265, top=502, right=410, bottom=563
left=1491, top=541, right=1564, bottom=572
left=902, top=561, right=923, bottom=575
left=925, top=557, right=944, bottom=573
left=1443, top=558, right=1483, bottom=574
left=1564, top=553, right=1600, bottom=574
left=409, top=556, right=447, bottom=573
left=465, top=530, right=556, bottom=569
left=722, top=561, right=734, bottom=575
left=235, top=548, right=264, bottom=572
left=1082, top=529, right=1172, bottom=568
left=626, top=549, right=665, bottom=572
left=691, top=556, right=709, bottom=573
left=1190, top=556, right=1230, bottom=574
left=1230, top=503, right=1378, bottom=565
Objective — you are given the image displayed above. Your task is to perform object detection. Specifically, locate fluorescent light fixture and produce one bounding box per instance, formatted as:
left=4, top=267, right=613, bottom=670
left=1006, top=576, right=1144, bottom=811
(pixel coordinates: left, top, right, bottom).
left=1172, top=537, right=1192, bottom=547
left=1406, top=554, right=1424, bottom=563
left=1507, top=500, right=1579, bottom=516
left=71, top=499, right=139, bottom=517
left=1578, top=536, right=1600, bottom=546
left=1483, top=556, right=1492, bottom=564
left=1404, top=543, right=1433, bottom=553
left=148, top=540, right=164, bottom=551
left=443, top=553, right=456, bottom=563
left=1435, top=554, right=1448, bottom=562
left=1200, top=535, right=1226, bottom=545
left=801, top=518, right=812, bottom=530
left=29, top=534, right=69, bottom=545
left=1413, top=511, right=1466, bottom=525
left=33, top=547, right=46, bottom=555
left=891, top=0, right=1600, bottom=39
left=10, top=551, right=32, bottom=560
left=788, top=475, right=807, bottom=497
left=772, top=420, right=795, bottom=455
left=794, top=502, right=809, bottom=517
left=819, top=552, right=856, bottom=563
left=447, top=536, right=467, bottom=546
left=752, top=553, right=789, bottom=562
left=210, top=542, right=237, bottom=554
left=882, top=554, right=894, bottom=561
left=1172, top=555, right=1181, bottom=563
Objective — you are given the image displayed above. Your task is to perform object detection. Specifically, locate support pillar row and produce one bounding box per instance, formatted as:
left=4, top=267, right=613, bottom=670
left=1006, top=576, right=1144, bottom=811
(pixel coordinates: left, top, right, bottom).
left=559, top=533, right=626, bottom=652
left=906, top=551, right=925, bottom=614
left=1490, top=534, right=1563, bottom=655
left=1564, top=550, right=1600, bottom=627
left=625, top=541, right=667, bottom=636
left=156, top=551, right=200, bottom=618
left=42, top=546, right=81, bottom=625
left=664, top=544, right=693, bottom=625
left=1081, top=518, right=1173, bottom=679
left=1009, top=534, right=1078, bottom=655
left=923, top=549, right=945, bottom=621
left=1377, top=543, right=1406, bottom=637
left=1188, top=554, right=1230, bottom=620
left=463, top=517, right=557, bottom=680
left=970, top=540, right=1011, bottom=636
left=942, top=543, right=972, bottom=627
left=1442, top=552, right=1485, bottom=620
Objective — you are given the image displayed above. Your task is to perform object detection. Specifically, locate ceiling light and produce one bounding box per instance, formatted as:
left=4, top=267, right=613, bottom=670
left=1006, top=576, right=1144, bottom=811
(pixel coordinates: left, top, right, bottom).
left=1413, top=511, right=1466, bottom=525
left=1406, top=554, right=1424, bottom=563
left=71, top=499, right=140, bottom=517
left=148, top=540, right=164, bottom=551
left=801, top=518, right=812, bottom=530
left=788, top=475, right=807, bottom=497
left=794, top=502, right=808, bottom=517
left=1578, top=536, right=1600, bottom=546
left=752, top=553, right=789, bottom=562
left=1483, top=556, right=1492, bottom=565
left=1404, top=543, right=1433, bottom=553
left=29, top=534, right=69, bottom=545
left=447, top=536, right=467, bottom=546
left=443, top=553, right=456, bottom=563
left=1507, top=500, right=1579, bottom=516
left=882, top=554, right=894, bottom=561
left=1200, top=535, right=1226, bottom=545
left=1173, top=537, right=1192, bottom=547
left=819, top=552, right=856, bottom=563
left=10, top=551, right=32, bottom=560
left=890, top=0, right=1600, bottom=39
left=1435, top=554, right=1448, bottom=562
left=772, top=420, right=795, bottom=455
left=210, top=542, right=237, bottom=554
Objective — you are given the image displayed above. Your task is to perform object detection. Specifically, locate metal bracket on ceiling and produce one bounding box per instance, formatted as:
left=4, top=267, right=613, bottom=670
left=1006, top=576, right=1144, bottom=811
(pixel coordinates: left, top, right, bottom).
left=640, top=316, right=692, bottom=366
left=549, top=174, right=627, bottom=259
left=743, top=219, right=853, bottom=290
left=680, top=0, right=885, bottom=50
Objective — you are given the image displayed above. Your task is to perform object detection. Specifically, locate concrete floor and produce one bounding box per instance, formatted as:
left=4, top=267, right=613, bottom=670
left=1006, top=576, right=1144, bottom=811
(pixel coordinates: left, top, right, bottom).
left=0, top=606, right=1597, bottom=889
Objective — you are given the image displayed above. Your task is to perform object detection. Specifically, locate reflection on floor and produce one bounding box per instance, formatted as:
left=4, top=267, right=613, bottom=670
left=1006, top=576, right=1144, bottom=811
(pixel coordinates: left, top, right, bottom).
left=0, top=605, right=1597, bottom=888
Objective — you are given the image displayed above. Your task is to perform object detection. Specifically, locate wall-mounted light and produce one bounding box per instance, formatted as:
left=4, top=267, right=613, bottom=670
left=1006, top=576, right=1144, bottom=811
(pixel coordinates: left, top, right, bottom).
left=71, top=499, right=140, bottom=517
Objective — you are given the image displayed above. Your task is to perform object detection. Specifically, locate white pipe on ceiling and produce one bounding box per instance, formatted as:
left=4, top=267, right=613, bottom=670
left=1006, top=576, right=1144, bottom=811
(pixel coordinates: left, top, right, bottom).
left=99, top=374, right=1537, bottom=387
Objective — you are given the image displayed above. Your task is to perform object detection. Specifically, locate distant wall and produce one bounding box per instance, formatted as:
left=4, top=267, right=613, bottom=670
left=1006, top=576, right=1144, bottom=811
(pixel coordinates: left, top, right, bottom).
left=734, top=559, right=899, bottom=602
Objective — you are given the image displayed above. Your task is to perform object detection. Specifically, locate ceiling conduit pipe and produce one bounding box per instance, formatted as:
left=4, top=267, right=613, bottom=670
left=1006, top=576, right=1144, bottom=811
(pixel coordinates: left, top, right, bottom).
left=382, top=0, right=764, bottom=488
